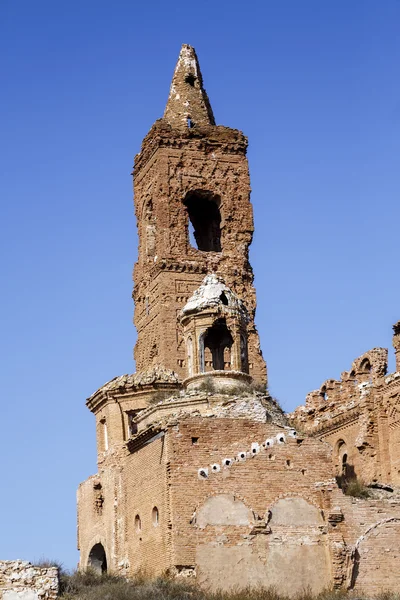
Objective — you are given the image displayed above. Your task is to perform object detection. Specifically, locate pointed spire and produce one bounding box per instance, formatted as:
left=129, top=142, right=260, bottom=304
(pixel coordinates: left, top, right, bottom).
left=163, top=44, right=215, bottom=130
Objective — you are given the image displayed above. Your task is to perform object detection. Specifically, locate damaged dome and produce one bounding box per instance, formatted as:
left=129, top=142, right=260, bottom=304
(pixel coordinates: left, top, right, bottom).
left=181, top=274, right=248, bottom=320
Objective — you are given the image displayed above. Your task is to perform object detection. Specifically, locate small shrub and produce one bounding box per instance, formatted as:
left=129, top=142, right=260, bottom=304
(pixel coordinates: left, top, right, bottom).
left=248, top=381, right=267, bottom=394
left=342, top=477, right=370, bottom=499
left=198, top=377, right=216, bottom=394
left=32, top=558, right=63, bottom=569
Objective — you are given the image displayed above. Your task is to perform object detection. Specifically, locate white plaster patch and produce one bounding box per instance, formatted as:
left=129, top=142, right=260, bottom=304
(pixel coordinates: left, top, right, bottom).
left=181, top=274, right=248, bottom=320
left=4, top=592, right=39, bottom=600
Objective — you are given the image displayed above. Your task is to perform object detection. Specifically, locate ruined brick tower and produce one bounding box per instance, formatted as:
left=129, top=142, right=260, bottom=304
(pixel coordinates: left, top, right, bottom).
left=133, top=44, right=266, bottom=385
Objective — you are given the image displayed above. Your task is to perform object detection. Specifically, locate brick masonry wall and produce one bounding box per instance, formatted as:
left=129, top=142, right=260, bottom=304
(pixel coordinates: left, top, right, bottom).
left=291, top=344, right=400, bottom=487
left=167, top=418, right=334, bottom=568
left=123, top=434, right=170, bottom=575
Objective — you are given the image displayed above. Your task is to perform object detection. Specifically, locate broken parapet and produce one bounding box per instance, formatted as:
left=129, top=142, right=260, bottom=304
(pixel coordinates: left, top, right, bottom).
left=290, top=347, right=389, bottom=430
left=86, top=364, right=181, bottom=412
left=132, top=389, right=288, bottom=435
left=0, top=560, right=58, bottom=600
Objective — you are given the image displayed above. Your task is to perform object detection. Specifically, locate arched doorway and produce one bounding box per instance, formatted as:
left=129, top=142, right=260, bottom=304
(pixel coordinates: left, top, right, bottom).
left=88, top=543, right=107, bottom=574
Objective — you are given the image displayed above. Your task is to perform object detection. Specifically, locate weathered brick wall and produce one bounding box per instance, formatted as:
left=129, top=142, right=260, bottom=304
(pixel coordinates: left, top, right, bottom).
left=167, top=417, right=336, bottom=594
left=327, top=489, right=400, bottom=592
left=291, top=339, right=400, bottom=486
left=132, top=45, right=266, bottom=385
left=123, top=434, right=170, bottom=575
left=78, top=462, right=126, bottom=573
left=0, top=561, right=58, bottom=600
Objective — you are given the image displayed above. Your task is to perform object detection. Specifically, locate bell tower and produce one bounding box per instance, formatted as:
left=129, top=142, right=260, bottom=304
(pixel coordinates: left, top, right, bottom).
left=132, top=44, right=266, bottom=385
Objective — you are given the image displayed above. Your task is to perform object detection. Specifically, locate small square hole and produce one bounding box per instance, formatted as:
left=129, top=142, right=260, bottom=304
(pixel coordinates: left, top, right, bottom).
left=192, top=437, right=199, bottom=445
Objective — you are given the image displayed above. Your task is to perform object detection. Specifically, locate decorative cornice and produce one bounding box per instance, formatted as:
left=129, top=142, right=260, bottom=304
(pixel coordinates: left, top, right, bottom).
left=86, top=366, right=182, bottom=413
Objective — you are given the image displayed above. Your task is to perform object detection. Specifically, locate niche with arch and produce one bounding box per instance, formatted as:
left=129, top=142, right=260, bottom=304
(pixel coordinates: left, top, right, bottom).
left=142, top=198, right=156, bottom=259
left=152, top=506, right=159, bottom=526
left=88, top=543, right=107, bottom=574
left=134, top=514, right=141, bottom=532
left=184, top=190, right=222, bottom=252
left=349, top=519, right=400, bottom=593
left=201, top=318, right=233, bottom=371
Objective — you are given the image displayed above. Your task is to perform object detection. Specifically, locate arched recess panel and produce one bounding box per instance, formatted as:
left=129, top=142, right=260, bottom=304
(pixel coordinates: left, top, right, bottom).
left=195, top=496, right=331, bottom=596
left=88, top=543, right=107, bottom=574
left=350, top=520, right=400, bottom=593
left=265, top=498, right=331, bottom=597
left=196, top=494, right=253, bottom=528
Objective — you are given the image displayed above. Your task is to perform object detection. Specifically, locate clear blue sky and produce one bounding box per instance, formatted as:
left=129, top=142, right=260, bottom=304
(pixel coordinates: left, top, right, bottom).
left=1, top=0, right=399, bottom=569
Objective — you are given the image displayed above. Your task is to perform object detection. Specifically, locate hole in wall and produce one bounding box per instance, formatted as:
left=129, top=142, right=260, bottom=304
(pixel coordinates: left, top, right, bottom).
left=184, top=190, right=222, bottom=252
left=185, top=73, right=196, bottom=86
left=192, top=437, right=199, bottom=445
left=220, top=292, right=228, bottom=305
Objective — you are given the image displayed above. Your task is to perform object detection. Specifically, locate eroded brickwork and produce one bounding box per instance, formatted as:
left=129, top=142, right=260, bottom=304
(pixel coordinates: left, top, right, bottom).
left=290, top=324, right=400, bottom=487
left=132, top=45, right=266, bottom=385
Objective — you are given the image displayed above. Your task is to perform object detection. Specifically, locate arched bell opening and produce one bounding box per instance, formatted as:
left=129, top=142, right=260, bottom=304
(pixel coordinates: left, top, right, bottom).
left=184, top=190, right=222, bottom=252
left=201, top=318, right=233, bottom=371
left=240, top=334, right=249, bottom=374
left=88, top=543, right=107, bottom=574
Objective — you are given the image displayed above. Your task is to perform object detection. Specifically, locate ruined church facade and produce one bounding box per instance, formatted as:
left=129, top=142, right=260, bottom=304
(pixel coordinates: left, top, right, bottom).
left=77, top=46, right=400, bottom=596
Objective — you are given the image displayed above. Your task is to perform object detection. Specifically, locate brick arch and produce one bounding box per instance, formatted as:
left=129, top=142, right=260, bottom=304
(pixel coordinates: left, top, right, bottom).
left=266, top=491, right=322, bottom=515
left=195, top=493, right=254, bottom=528
left=192, top=491, right=256, bottom=527
left=267, top=496, right=325, bottom=526
left=264, top=495, right=330, bottom=595
left=348, top=518, right=400, bottom=591
left=85, top=535, right=109, bottom=573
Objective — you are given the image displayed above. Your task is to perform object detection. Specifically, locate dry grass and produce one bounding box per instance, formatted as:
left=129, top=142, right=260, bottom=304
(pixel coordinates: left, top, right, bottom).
left=342, top=477, right=370, bottom=499
left=56, top=570, right=400, bottom=600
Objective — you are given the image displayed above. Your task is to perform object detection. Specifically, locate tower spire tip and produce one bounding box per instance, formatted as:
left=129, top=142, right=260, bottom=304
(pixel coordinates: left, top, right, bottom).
left=163, top=45, right=215, bottom=129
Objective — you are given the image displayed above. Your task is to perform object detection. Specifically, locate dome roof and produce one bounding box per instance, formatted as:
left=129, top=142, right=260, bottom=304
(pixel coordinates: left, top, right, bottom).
left=181, top=274, right=248, bottom=319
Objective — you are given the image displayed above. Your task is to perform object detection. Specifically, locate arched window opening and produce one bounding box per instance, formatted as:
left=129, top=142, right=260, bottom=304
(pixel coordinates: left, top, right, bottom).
left=187, top=336, right=194, bottom=376
left=349, top=370, right=358, bottom=387
left=320, top=386, right=327, bottom=401
left=220, top=292, right=228, bottom=305
left=203, top=319, right=233, bottom=371
left=100, top=418, right=108, bottom=452
left=135, top=514, right=141, bottom=532
left=240, top=334, right=249, bottom=373
left=88, top=543, right=107, bottom=574
left=152, top=507, right=159, bottom=526
left=143, top=199, right=156, bottom=258
left=127, top=411, right=139, bottom=436
left=360, top=359, right=371, bottom=373
left=204, top=346, right=213, bottom=372
left=184, top=191, right=222, bottom=252
left=342, top=453, right=348, bottom=474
